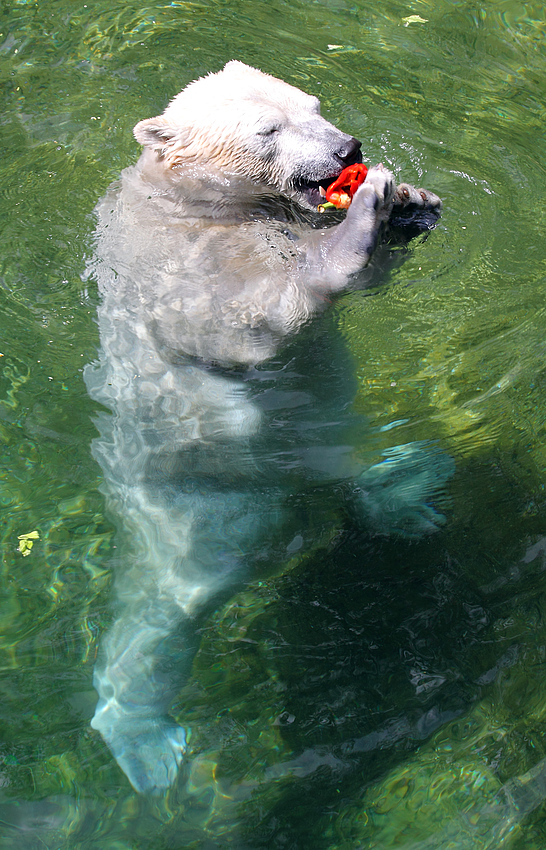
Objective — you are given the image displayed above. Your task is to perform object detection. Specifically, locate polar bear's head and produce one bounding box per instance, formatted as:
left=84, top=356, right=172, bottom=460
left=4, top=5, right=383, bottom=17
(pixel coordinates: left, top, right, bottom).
left=133, top=61, right=362, bottom=209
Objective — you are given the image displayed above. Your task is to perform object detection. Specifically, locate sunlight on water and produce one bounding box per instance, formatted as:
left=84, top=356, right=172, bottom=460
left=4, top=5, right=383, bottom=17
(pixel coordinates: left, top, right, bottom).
left=1, top=0, right=546, bottom=847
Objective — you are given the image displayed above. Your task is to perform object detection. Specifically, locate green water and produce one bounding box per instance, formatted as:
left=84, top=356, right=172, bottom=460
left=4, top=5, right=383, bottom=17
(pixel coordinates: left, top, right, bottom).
left=1, top=0, right=546, bottom=846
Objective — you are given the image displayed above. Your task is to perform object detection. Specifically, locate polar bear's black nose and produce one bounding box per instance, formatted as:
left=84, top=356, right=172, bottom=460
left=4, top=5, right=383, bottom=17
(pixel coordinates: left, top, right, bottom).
left=335, top=137, right=362, bottom=166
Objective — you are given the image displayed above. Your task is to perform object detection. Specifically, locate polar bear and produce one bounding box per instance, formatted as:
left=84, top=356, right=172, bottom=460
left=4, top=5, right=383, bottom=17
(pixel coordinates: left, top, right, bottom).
left=85, top=61, right=449, bottom=794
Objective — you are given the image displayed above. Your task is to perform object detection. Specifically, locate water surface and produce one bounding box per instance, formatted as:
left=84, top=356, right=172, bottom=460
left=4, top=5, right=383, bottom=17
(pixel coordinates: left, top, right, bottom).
left=1, top=0, right=546, bottom=847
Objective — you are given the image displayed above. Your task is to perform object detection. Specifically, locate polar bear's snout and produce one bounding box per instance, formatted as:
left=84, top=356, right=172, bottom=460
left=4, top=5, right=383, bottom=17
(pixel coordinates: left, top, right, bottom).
left=334, top=135, right=362, bottom=167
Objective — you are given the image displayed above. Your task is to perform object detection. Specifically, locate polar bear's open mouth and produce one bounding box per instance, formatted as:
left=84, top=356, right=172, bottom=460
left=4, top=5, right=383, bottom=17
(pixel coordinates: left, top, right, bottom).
left=294, top=153, right=364, bottom=210
left=294, top=176, right=344, bottom=209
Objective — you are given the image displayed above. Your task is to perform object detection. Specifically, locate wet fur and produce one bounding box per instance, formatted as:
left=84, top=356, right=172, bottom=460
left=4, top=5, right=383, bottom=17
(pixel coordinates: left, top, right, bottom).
left=86, top=61, right=448, bottom=793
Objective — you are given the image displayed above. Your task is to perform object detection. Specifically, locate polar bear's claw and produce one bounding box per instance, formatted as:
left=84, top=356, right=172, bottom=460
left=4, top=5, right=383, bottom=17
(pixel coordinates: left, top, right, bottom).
left=388, top=182, right=443, bottom=236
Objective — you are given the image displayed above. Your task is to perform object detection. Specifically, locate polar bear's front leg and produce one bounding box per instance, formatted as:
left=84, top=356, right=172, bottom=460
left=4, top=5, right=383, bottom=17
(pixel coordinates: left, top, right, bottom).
left=302, top=164, right=395, bottom=289
left=301, top=165, right=443, bottom=293
left=341, top=164, right=396, bottom=262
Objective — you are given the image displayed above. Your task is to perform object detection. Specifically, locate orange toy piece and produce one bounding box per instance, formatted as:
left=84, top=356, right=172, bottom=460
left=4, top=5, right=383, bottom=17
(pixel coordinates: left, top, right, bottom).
left=319, top=163, right=368, bottom=211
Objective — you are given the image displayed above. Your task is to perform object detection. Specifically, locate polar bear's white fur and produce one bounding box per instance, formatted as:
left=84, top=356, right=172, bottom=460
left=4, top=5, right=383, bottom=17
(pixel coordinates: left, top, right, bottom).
left=86, top=61, right=448, bottom=794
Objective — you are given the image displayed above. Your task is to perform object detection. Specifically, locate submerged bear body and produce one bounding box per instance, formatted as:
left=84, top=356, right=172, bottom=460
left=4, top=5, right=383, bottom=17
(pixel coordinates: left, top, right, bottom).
left=86, top=61, right=449, bottom=793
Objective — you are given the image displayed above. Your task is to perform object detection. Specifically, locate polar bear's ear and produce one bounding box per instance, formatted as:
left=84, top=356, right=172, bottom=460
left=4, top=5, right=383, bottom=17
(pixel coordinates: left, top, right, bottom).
left=223, top=60, right=255, bottom=73
left=222, top=60, right=263, bottom=79
left=133, top=116, right=179, bottom=149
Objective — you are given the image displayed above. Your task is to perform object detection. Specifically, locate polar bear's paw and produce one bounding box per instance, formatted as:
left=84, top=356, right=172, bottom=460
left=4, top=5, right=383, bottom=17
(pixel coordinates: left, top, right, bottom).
left=388, top=183, right=443, bottom=238
left=352, top=163, right=396, bottom=217
left=93, top=711, right=187, bottom=794
left=353, top=442, right=454, bottom=538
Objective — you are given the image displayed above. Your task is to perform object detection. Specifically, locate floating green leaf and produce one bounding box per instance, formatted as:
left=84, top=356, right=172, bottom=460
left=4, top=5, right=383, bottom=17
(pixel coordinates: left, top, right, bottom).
left=402, top=14, right=428, bottom=25
left=17, top=530, right=40, bottom=557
